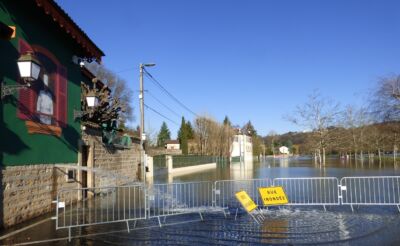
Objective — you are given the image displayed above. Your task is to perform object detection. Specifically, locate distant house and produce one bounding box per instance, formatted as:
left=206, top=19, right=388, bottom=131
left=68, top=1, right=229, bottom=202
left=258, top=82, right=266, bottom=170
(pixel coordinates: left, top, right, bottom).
left=230, top=133, right=253, bottom=162
left=279, top=146, right=290, bottom=155
left=166, top=140, right=180, bottom=150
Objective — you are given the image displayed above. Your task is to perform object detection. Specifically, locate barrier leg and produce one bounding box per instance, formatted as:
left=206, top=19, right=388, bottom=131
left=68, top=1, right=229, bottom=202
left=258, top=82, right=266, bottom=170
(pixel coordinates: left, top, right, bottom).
left=249, top=213, right=260, bottom=225
left=222, top=209, right=227, bottom=218
left=126, top=221, right=130, bottom=233
left=350, top=204, right=354, bottom=212
left=157, top=217, right=162, bottom=227
left=323, top=205, right=327, bottom=212
left=397, top=205, right=400, bottom=213
left=68, top=227, right=71, bottom=242
left=234, top=208, right=239, bottom=221
left=199, top=212, right=204, bottom=221
left=133, top=220, right=137, bottom=228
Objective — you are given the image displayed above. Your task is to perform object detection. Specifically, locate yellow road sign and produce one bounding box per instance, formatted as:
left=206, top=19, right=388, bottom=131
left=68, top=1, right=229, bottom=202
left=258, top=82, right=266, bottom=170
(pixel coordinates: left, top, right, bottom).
left=235, top=190, right=257, bottom=212
left=259, top=186, right=288, bottom=206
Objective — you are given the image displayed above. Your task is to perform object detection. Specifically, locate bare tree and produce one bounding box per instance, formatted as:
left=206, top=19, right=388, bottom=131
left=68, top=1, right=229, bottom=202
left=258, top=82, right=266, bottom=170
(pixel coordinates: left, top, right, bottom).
left=193, top=115, right=234, bottom=156
left=86, top=63, right=134, bottom=126
left=370, top=75, right=400, bottom=163
left=287, top=90, right=340, bottom=165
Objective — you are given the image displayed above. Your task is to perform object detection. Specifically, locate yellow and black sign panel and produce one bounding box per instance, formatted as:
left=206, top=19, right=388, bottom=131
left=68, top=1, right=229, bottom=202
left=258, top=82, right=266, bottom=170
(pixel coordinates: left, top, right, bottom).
left=259, top=186, right=288, bottom=206
left=235, top=190, right=257, bottom=212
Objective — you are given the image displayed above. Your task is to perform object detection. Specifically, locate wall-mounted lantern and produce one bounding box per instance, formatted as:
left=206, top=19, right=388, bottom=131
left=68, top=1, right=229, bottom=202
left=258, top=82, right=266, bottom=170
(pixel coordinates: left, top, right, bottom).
left=1, top=52, right=42, bottom=100
left=85, top=91, right=99, bottom=108
left=17, top=52, right=41, bottom=82
left=74, top=79, right=100, bottom=119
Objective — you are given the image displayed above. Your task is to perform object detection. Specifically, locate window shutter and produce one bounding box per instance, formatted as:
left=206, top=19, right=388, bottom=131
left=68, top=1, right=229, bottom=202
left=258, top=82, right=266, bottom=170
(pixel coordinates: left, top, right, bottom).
left=56, top=65, right=68, bottom=128
left=17, top=39, right=36, bottom=120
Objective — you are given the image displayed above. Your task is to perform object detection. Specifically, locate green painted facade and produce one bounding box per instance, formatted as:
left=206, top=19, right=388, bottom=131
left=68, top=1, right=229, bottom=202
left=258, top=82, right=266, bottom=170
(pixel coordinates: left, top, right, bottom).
left=0, top=1, right=91, bottom=165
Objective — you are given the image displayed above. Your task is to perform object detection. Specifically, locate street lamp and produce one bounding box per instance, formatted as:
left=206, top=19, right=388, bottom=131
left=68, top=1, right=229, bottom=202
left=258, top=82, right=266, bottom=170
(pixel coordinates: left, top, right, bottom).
left=1, top=52, right=42, bottom=99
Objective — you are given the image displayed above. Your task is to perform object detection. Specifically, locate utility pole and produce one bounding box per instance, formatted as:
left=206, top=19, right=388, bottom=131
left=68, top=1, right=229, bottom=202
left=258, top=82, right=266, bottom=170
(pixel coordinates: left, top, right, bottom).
left=139, top=63, right=155, bottom=183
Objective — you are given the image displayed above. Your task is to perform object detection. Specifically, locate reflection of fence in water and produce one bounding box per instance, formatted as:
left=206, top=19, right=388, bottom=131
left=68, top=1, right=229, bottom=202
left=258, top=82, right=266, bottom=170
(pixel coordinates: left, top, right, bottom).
left=56, top=185, right=146, bottom=229
left=148, top=181, right=214, bottom=218
left=341, top=176, right=400, bottom=205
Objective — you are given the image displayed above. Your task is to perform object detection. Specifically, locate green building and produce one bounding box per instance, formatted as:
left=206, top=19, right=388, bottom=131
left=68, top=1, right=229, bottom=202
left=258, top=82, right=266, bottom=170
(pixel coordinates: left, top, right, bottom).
left=0, top=0, right=105, bottom=228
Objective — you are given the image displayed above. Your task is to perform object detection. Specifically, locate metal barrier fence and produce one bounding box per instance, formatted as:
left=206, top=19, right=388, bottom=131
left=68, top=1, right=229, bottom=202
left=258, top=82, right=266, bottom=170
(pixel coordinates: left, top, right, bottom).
left=214, top=179, right=272, bottom=209
left=273, top=177, right=340, bottom=206
left=147, top=181, right=215, bottom=226
left=55, top=176, right=400, bottom=241
left=56, top=184, right=146, bottom=238
left=340, top=176, right=400, bottom=211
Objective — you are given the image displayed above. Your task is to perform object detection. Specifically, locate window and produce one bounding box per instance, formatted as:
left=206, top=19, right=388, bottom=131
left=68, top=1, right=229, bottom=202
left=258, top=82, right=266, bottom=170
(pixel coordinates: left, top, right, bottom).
left=17, top=39, right=68, bottom=136
left=66, top=169, right=76, bottom=182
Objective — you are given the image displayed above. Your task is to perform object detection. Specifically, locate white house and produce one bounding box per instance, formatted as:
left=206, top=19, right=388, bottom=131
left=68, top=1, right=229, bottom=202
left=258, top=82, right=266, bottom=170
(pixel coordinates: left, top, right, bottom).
left=230, top=134, right=253, bottom=162
left=279, top=146, right=289, bottom=155
left=165, top=140, right=180, bottom=150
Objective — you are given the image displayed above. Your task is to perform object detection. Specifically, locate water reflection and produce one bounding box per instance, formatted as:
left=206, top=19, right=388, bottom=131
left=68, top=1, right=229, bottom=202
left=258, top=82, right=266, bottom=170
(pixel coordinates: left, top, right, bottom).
left=230, top=161, right=254, bottom=180
left=261, top=218, right=288, bottom=244
left=152, top=157, right=400, bottom=184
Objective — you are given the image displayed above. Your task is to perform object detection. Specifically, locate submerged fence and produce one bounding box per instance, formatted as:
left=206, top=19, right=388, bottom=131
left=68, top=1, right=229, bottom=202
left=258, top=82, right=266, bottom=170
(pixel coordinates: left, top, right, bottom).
left=55, top=176, right=400, bottom=241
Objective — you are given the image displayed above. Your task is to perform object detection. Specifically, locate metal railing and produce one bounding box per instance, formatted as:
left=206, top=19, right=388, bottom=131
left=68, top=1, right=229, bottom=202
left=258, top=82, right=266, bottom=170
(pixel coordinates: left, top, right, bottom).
left=273, top=177, right=340, bottom=206
left=55, top=176, right=400, bottom=242
left=340, top=176, right=400, bottom=211
left=56, top=184, right=146, bottom=238
left=214, top=179, right=272, bottom=209
left=147, top=181, right=215, bottom=226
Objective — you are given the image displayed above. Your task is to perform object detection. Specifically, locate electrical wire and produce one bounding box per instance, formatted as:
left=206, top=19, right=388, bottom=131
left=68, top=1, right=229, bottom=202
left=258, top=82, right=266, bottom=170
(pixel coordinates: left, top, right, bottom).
left=144, top=69, right=199, bottom=117
left=146, top=91, right=182, bottom=118
left=144, top=103, right=179, bottom=125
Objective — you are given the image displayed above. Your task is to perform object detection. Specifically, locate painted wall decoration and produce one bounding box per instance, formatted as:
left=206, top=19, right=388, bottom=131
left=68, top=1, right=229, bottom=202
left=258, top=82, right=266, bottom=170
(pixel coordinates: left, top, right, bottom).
left=17, top=39, right=68, bottom=137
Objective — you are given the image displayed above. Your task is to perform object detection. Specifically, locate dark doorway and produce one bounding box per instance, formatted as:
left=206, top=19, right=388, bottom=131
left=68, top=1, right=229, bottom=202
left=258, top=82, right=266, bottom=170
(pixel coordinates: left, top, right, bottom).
left=81, top=145, right=89, bottom=199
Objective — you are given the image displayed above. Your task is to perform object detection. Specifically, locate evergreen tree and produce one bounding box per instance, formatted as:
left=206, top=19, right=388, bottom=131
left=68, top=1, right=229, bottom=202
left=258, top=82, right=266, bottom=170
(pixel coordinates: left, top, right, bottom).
left=223, top=116, right=231, bottom=126
left=186, top=121, right=195, bottom=139
left=242, top=121, right=257, bottom=136
left=157, top=122, right=171, bottom=147
left=178, top=117, right=189, bottom=155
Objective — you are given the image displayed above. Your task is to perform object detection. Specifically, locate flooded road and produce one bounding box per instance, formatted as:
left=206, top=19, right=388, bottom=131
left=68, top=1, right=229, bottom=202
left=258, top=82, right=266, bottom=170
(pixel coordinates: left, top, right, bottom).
left=2, top=157, right=400, bottom=245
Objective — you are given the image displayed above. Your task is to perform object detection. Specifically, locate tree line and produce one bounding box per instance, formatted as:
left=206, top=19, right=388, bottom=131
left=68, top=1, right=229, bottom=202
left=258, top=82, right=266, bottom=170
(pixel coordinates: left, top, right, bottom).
left=272, top=75, right=400, bottom=165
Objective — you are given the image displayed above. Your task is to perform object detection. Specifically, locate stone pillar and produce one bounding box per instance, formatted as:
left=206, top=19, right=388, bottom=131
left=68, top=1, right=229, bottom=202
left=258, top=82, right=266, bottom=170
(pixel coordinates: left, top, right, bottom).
left=166, top=155, right=173, bottom=174
left=146, top=155, right=153, bottom=178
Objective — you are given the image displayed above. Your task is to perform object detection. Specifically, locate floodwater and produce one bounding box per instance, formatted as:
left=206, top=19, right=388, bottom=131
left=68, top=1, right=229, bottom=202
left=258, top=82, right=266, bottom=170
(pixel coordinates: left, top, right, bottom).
left=2, top=157, right=400, bottom=245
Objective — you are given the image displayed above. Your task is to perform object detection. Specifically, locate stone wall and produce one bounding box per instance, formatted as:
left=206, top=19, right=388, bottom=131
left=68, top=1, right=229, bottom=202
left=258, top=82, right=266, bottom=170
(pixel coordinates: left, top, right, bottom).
left=1, top=164, right=79, bottom=228
left=82, top=128, right=140, bottom=187
left=0, top=129, right=141, bottom=228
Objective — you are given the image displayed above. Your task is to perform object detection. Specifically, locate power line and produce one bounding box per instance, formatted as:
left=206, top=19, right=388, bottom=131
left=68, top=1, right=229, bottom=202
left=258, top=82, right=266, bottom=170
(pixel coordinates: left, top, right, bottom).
left=146, top=91, right=182, bottom=118
left=144, top=103, right=179, bottom=126
left=114, top=67, right=136, bottom=74
left=144, top=69, right=199, bottom=118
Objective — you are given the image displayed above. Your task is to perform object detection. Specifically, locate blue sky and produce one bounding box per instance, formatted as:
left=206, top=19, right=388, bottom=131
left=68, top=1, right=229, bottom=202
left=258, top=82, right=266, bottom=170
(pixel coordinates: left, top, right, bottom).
left=57, top=0, right=400, bottom=138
